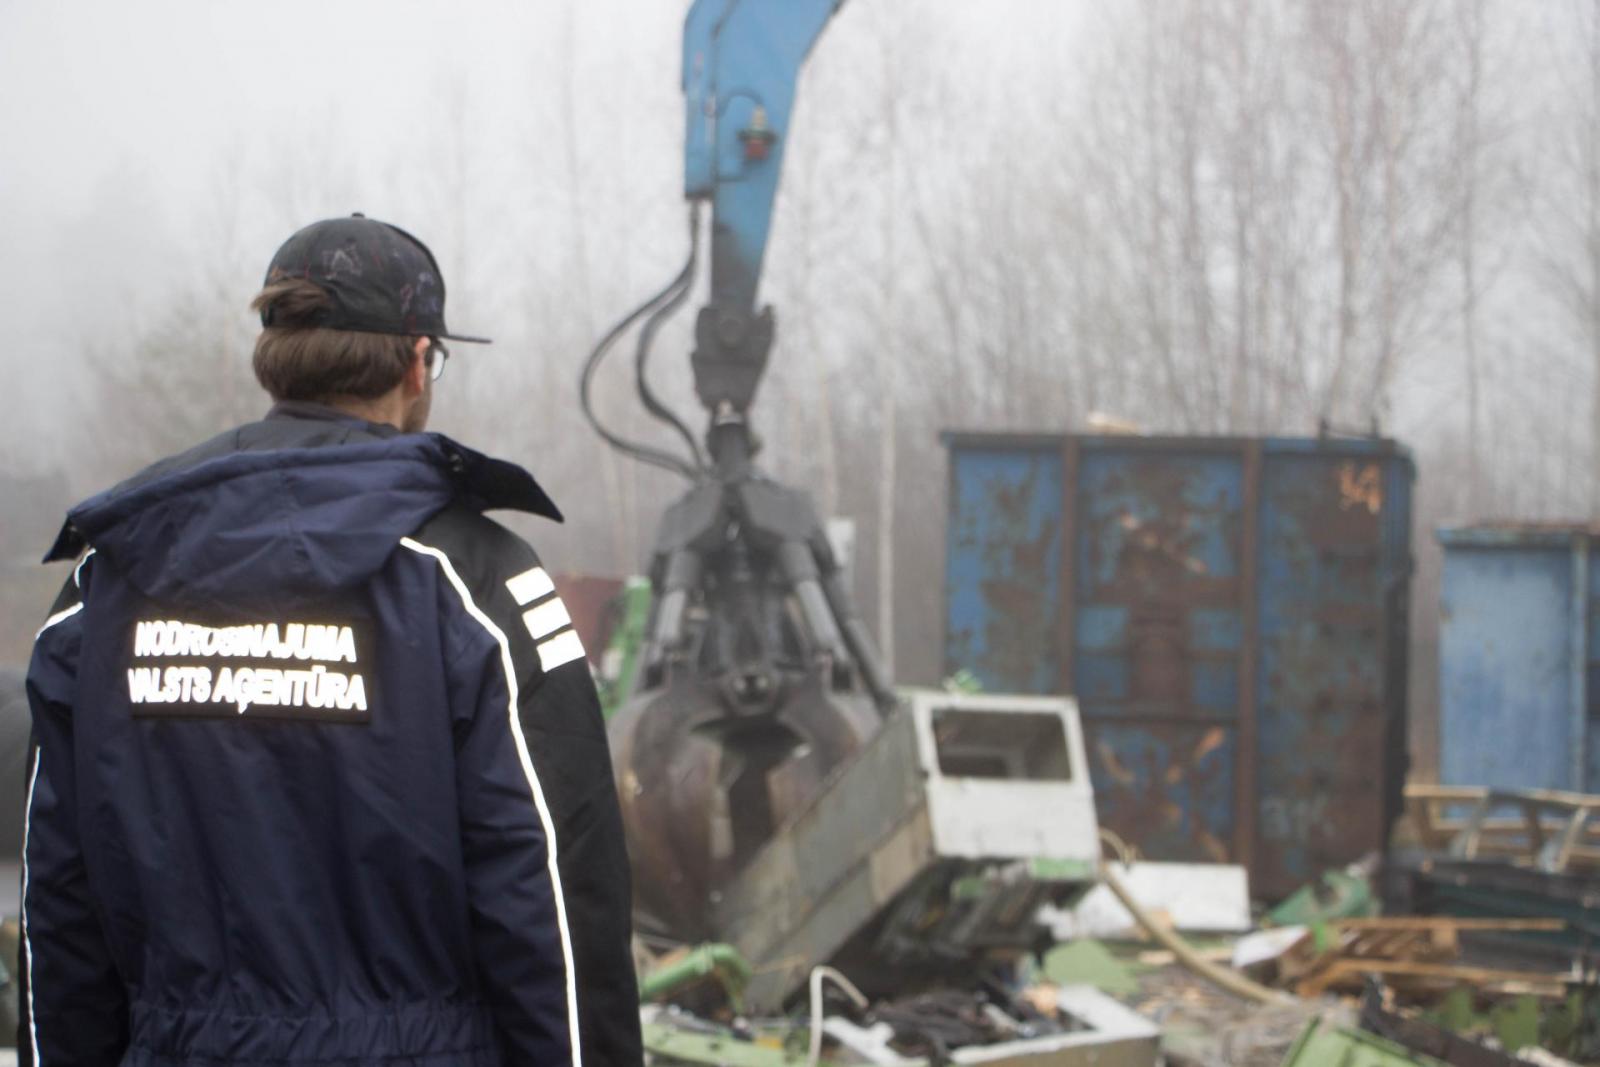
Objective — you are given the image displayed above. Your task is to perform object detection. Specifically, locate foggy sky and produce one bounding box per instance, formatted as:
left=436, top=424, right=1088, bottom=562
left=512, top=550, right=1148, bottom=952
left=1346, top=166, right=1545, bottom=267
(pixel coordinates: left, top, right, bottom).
left=0, top=0, right=1081, bottom=668
left=2, top=0, right=1591, bottom=723
left=1, top=0, right=1079, bottom=482
left=3, top=0, right=615, bottom=467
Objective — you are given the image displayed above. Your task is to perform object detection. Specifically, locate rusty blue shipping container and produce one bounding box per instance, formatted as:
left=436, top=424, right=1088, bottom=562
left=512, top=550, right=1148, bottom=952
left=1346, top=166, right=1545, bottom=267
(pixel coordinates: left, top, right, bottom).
left=1437, top=526, right=1600, bottom=794
left=943, top=434, right=1414, bottom=899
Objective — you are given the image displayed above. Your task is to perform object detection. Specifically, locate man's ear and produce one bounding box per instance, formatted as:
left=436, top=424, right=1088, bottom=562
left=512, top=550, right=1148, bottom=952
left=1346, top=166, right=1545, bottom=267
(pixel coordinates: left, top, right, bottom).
left=405, top=337, right=431, bottom=395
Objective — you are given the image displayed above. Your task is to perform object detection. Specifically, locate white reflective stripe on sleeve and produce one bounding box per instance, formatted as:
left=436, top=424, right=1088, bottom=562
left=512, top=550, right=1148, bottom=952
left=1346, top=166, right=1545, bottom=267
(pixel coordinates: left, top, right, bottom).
left=537, top=630, right=587, bottom=673
left=72, top=549, right=96, bottom=589
left=400, top=538, right=582, bottom=1065
left=33, top=602, right=82, bottom=643
left=522, top=598, right=572, bottom=642
left=506, top=566, right=555, bottom=608
left=21, top=754, right=42, bottom=1067
left=25, top=597, right=91, bottom=1065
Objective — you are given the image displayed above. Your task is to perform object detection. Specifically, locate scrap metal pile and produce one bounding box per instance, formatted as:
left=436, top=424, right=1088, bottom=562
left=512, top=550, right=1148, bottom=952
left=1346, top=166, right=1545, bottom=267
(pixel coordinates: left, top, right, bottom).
left=621, top=689, right=1168, bottom=1065
left=625, top=750, right=1600, bottom=1067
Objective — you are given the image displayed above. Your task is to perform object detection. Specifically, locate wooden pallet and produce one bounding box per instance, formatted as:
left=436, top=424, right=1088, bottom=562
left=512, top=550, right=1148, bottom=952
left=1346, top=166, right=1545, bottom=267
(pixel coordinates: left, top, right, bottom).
left=1404, top=784, right=1600, bottom=873
left=1278, top=916, right=1570, bottom=999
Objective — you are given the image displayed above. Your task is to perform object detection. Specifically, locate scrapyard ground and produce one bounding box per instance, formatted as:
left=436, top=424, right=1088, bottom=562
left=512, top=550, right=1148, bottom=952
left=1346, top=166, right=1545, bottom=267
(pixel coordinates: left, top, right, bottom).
left=1127, top=963, right=1350, bottom=1066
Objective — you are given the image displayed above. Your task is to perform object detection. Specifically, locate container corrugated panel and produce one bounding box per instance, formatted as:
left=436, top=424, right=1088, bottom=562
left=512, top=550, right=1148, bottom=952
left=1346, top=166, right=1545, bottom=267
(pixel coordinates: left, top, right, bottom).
left=1437, top=527, right=1600, bottom=793
left=944, top=434, right=1415, bottom=899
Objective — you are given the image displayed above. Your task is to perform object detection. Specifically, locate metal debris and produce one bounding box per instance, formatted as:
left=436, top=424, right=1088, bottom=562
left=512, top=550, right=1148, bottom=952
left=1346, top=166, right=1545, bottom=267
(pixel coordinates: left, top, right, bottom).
left=712, top=691, right=1101, bottom=1011
left=639, top=982, right=1159, bottom=1067
left=1042, top=861, right=1252, bottom=941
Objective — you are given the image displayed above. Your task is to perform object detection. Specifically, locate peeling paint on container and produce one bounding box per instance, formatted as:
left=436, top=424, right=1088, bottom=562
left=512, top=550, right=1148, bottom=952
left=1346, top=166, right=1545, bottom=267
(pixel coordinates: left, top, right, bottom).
left=1437, top=525, right=1600, bottom=794
left=943, top=433, right=1415, bottom=899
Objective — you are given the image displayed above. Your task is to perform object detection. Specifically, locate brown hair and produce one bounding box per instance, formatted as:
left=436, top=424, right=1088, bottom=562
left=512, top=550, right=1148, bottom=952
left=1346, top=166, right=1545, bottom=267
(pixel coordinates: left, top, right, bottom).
left=249, top=280, right=417, bottom=402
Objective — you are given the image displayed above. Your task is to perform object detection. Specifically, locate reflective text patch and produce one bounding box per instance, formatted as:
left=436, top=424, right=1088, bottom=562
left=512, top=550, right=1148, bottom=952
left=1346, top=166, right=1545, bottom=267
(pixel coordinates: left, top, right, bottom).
left=125, top=618, right=375, bottom=723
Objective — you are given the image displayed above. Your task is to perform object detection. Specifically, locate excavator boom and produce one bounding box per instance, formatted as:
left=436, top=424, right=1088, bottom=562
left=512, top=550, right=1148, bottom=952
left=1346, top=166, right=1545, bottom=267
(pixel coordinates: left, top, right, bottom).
left=592, top=0, right=892, bottom=942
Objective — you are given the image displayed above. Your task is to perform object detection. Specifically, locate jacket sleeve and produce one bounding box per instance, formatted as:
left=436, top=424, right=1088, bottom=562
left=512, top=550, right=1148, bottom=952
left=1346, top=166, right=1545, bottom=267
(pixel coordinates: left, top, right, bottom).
left=515, top=644, right=640, bottom=1067
left=19, top=564, right=130, bottom=1066
left=411, top=515, right=641, bottom=1067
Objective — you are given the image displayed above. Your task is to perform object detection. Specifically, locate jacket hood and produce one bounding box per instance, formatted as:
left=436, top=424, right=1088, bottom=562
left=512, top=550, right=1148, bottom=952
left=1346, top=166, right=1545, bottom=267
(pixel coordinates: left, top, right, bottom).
left=48, top=433, right=561, bottom=611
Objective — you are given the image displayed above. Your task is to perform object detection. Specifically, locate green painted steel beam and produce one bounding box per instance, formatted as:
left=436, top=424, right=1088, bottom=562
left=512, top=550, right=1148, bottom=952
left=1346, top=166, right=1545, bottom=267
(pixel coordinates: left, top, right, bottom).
left=1280, top=1018, right=1448, bottom=1067
left=598, top=578, right=651, bottom=721
left=639, top=943, right=751, bottom=1006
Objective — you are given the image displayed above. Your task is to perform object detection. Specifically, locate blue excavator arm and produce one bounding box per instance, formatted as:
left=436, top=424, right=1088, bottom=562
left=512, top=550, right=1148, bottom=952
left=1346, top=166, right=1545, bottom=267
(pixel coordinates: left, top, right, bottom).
left=600, top=0, right=895, bottom=940
left=681, top=0, right=844, bottom=425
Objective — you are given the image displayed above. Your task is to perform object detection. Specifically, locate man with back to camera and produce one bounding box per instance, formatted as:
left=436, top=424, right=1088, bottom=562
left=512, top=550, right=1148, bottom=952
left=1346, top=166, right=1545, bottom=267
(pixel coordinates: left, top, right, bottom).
left=20, top=214, right=642, bottom=1066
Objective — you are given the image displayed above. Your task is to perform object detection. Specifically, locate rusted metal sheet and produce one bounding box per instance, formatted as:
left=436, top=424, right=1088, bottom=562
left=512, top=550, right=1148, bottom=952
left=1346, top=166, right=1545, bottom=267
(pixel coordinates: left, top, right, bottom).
left=1253, top=449, right=1410, bottom=892
left=943, top=434, right=1414, bottom=899
left=1087, top=721, right=1236, bottom=863
left=945, top=444, right=1065, bottom=694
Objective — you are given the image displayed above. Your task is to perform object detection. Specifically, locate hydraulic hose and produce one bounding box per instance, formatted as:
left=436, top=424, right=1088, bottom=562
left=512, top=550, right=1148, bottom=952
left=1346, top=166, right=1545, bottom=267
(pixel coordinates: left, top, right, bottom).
left=579, top=205, right=703, bottom=481
left=634, top=227, right=707, bottom=473
left=1098, top=862, right=1289, bottom=1005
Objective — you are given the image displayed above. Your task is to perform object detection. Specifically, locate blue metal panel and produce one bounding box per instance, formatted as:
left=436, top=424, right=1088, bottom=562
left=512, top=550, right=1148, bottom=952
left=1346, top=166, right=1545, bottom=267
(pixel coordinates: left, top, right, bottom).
left=1254, top=451, right=1408, bottom=888
left=1086, top=723, right=1236, bottom=864
left=1589, top=556, right=1600, bottom=790
left=1074, top=450, right=1245, bottom=719
left=1076, top=452, right=1243, bottom=587
left=682, top=0, right=842, bottom=311
left=944, top=433, right=1414, bottom=898
left=1069, top=449, right=1247, bottom=861
left=944, top=446, right=1063, bottom=694
left=1571, top=543, right=1590, bottom=789
left=1438, top=531, right=1597, bottom=793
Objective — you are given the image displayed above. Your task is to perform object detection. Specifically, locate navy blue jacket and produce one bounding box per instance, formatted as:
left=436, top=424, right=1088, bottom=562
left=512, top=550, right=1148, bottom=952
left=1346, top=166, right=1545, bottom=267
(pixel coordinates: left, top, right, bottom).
left=22, top=405, right=641, bottom=1066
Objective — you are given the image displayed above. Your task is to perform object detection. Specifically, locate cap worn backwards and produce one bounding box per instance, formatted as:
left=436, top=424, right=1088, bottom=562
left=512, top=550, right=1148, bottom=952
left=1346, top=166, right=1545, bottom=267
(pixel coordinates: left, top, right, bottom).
left=261, top=213, right=491, bottom=344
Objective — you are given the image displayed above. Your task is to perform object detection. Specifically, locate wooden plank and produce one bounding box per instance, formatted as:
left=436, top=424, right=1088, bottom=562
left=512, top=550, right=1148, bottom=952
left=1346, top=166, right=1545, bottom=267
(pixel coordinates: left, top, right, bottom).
left=1298, top=958, right=1570, bottom=998
left=1510, top=787, right=1600, bottom=808
left=1314, top=958, right=1568, bottom=987
left=1332, top=917, right=1565, bottom=933
left=1549, top=807, right=1592, bottom=873
left=1421, top=816, right=1600, bottom=838
left=1281, top=916, right=1572, bottom=998
left=1520, top=800, right=1548, bottom=852
left=1405, top=784, right=1491, bottom=802
left=1455, top=795, right=1492, bottom=859
left=1408, top=793, right=1448, bottom=851
left=1404, top=784, right=1600, bottom=809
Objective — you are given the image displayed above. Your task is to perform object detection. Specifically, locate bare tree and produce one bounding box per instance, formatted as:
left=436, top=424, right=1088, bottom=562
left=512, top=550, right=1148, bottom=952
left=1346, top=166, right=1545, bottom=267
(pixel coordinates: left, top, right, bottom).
left=1534, top=0, right=1600, bottom=514
left=1016, top=0, right=1470, bottom=439
left=1454, top=0, right=1491, bottom=513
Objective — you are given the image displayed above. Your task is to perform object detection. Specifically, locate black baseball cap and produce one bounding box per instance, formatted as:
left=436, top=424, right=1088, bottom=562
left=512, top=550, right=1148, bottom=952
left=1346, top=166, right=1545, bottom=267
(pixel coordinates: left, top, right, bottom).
left=261, top=213, right=490, bottom=343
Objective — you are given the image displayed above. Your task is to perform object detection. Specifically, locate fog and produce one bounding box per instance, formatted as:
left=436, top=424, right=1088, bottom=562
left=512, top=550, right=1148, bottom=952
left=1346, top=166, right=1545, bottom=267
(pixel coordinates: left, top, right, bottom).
left=3, top=1, right=1597, bottom=772
left=2, top=0, right=668, bottom=425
